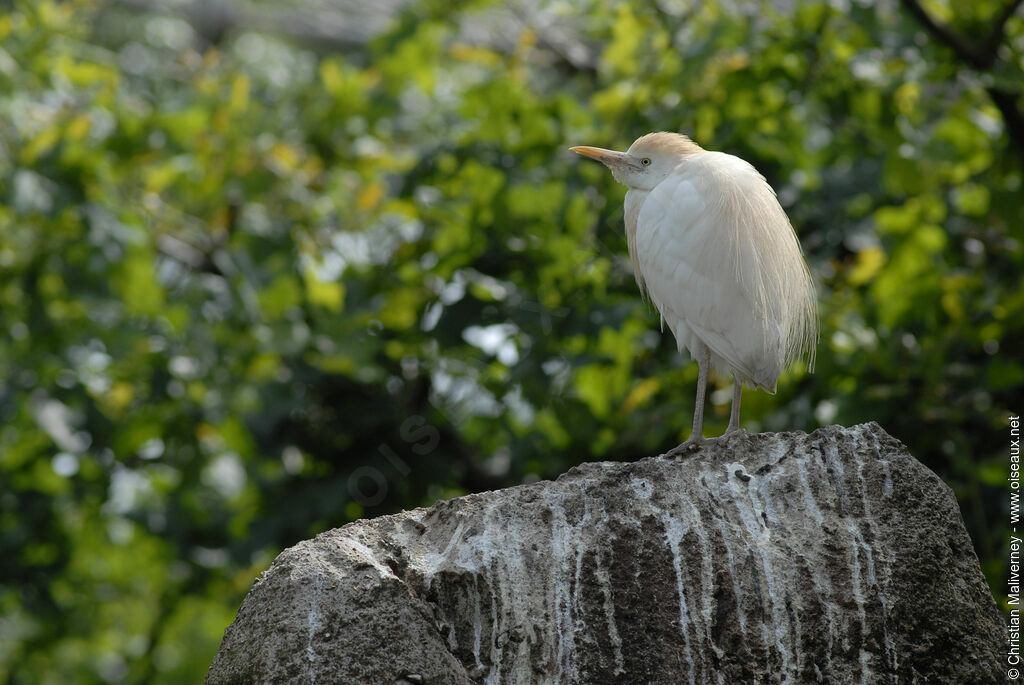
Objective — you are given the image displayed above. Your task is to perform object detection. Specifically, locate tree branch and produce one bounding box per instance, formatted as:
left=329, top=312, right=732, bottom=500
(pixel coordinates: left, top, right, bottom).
left=900, top=0, right=1023, bottom=69
left=900, top=0, right=1024, bottom=166
left=984, top=0, right=1024, bottom=67
left=985, top=86, right=1024, bottom=166
left=898, top=0, right=988, bottom=68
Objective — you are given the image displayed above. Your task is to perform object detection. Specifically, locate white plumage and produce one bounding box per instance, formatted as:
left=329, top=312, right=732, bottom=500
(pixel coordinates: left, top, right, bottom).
left=571, top=132, right=817, bottom=445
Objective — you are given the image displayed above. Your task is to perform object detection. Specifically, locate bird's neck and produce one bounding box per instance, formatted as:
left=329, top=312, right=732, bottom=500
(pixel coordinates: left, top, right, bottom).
left=624, top=189, right=649, bottom=295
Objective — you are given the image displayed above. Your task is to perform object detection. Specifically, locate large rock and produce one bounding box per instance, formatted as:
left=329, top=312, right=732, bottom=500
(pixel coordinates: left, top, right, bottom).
left=207, top=423, right=1005, bottom=684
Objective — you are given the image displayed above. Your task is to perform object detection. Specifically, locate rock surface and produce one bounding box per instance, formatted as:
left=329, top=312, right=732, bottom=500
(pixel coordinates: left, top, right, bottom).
left=207, top=423, right=1005, bottom=684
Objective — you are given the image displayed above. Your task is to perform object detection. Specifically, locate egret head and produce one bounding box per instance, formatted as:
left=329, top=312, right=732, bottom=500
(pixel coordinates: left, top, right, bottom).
left=570, top=132, right=703, bottom=191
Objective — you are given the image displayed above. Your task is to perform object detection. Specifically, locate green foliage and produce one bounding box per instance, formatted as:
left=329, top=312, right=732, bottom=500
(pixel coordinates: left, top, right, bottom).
left=1, top=0, right=1022, bottom=681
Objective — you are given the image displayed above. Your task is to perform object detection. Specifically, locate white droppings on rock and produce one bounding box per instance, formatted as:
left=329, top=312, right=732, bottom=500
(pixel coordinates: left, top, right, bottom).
left=793, top=453, right=839, bottom=675
left=630, top=476, right=653, bottom=499
left=472, top=585, right=485, bottom=674
left=854, top=444, right=898, bottom=679
left=686, top=497, right=722, bottom=667
left=713, top=513, right=748, bottom=636
left=721, top=462, right=770, bottom=544
left=821, top=433, right=878, bottom=683
left=416, top=518, right=468, bottom=579
left=846, top=518, right=872, bottom=685
left=879, top=459, right=893, bottom=497
left=592, top=551, right=626, bottom=675
left=543, top=490, right=579, bottom=676
left=344, top=536, right=394, bottom=578
left=795, top=457, right=825, bottom=524
left=658, top=505, right=697, bottom=685
left=305, top=573, right=324, bottom=684
left=719, top=459, right=795, bottom=677
left=209, top=424, right=1006, bottom=685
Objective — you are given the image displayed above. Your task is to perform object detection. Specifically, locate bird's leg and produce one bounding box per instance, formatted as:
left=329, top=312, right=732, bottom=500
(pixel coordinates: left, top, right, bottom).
left=679, top=343, right=711, bottom=449
left=725, top=376, right=743, bottom=434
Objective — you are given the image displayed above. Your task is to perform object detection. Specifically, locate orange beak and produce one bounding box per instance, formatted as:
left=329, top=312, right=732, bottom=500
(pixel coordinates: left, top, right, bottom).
left=570, top=145, right=628, bottom=167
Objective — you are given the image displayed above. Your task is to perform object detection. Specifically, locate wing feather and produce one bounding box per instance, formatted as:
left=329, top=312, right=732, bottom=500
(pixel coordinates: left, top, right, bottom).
left=632, top=152, right=817, bottom=391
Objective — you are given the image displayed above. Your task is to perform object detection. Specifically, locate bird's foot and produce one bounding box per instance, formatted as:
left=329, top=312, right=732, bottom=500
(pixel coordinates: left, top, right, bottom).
left=665, top=435, right=707, bottom=458
left=666, top=429, right=750, bottom=458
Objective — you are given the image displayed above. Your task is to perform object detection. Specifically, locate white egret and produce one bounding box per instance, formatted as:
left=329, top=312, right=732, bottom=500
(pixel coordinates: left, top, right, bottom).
left=571, top=132, right=817, bottom=446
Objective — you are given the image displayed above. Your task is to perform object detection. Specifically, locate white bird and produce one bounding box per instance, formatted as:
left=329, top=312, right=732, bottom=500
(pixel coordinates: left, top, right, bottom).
left=571, top=132, right=817, bottom=447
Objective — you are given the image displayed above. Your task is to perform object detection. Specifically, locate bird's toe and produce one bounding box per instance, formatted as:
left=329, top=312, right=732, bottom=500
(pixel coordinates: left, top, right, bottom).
left=665, top=436, right=705, bottom=458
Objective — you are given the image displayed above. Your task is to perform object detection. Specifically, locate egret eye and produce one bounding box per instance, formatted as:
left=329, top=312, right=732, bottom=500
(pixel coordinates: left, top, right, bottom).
left=641, top=158, right=652, bottom=166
